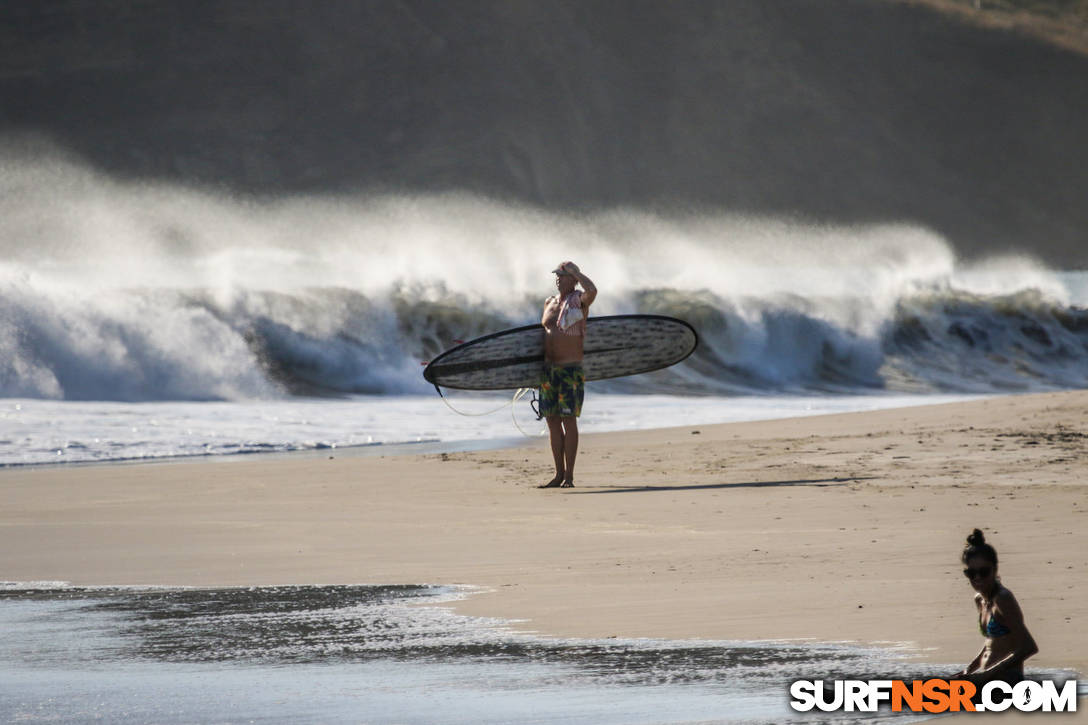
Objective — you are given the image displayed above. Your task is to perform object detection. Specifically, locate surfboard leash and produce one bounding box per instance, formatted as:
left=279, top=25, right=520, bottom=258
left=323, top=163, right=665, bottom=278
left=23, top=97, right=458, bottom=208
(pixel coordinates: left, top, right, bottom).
left=432, top=384, right=545, bottom=437
left=510, top=388, right=546, bottom=438
left=432, top=384, right=514, bottom=417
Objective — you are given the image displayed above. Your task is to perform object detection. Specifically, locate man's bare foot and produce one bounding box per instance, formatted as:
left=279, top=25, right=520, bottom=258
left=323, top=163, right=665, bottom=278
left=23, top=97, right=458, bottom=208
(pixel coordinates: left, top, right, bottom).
left=559, top=478, right=574, bottom=488
left=538, top=475, right=564, bottom=489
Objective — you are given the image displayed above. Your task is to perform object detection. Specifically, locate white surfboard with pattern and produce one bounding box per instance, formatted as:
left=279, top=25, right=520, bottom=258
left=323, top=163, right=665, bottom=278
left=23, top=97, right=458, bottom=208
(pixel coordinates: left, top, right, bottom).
left=422, top=314, right=698, bottom=391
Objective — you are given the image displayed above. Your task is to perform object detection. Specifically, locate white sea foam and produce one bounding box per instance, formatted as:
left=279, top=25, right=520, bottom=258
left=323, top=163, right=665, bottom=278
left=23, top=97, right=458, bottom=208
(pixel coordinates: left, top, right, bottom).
left=0, top=393, right=982, bottom=467
left=3, top=151, right=1087, bottom=404
left=0, top=150, right=986, bottom=302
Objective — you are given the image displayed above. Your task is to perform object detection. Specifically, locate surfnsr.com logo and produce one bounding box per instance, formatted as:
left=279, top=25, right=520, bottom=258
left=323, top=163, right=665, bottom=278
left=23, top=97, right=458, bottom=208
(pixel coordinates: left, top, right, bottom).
left=789, top=679, right=1078, bottom=713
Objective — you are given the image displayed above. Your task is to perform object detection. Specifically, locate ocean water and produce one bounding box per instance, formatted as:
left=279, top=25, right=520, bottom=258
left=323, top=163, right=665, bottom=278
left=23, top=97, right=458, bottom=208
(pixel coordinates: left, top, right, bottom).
left=3, top=154, right=1088, bottom=465
left=0, top=583, right=975, bottom=725
left=0, top=392, right=986, bottom=467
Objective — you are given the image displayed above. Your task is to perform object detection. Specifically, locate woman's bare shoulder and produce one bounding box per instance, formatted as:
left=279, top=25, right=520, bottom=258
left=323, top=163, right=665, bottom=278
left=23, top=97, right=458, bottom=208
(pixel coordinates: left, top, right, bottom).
left=994, top=585, right=1021, bottom=609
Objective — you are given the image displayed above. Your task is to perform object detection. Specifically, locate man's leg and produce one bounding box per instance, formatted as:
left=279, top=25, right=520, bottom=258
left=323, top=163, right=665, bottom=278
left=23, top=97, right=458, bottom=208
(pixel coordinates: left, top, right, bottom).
left=560, top=415, right=578, bottom=487
left=538, top=415, right=565, bottom=488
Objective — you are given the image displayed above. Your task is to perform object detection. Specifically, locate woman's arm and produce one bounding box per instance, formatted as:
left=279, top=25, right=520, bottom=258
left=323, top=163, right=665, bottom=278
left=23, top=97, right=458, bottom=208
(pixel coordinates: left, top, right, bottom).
left=955, top=594, right=986, bottom=677
left=957, top=646, right=986, bottom=677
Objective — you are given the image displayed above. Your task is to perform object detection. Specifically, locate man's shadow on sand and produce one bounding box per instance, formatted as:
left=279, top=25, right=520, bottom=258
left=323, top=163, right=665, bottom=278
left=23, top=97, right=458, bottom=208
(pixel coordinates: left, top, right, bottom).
left=567, top=476, right=872, bottom=494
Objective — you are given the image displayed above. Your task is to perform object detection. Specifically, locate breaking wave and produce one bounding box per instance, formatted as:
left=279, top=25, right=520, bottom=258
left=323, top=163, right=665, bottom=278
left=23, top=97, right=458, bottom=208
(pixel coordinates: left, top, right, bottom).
left=2, top=152, right=1086, bottom=401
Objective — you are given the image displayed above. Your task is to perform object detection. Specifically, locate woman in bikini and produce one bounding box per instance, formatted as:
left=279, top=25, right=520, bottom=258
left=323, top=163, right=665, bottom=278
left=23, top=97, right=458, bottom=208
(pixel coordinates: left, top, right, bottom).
left=955, top=529, right=1038, bottom=686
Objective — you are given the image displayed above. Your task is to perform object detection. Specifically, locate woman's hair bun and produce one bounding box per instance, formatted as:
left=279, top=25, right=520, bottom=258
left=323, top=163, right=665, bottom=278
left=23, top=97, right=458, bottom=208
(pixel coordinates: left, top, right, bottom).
left=962, top=528, right=997, bottom=566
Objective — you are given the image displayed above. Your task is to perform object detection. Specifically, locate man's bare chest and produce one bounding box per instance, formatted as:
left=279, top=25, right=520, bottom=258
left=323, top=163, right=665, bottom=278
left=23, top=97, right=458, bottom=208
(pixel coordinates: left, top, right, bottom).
left=542, top=298, right=562, bottom=329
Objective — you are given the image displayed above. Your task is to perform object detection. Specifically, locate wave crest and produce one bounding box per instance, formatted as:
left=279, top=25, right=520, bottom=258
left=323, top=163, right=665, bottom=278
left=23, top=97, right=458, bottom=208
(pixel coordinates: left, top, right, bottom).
left=4, top=277, right=1087, bottom=401
left=3, top=157, right=1085, bottom=401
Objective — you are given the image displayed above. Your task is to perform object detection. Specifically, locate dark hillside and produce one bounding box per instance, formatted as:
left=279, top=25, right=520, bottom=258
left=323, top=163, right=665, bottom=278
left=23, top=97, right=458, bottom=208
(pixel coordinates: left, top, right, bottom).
left=2, top=0, right=1087, bottom=265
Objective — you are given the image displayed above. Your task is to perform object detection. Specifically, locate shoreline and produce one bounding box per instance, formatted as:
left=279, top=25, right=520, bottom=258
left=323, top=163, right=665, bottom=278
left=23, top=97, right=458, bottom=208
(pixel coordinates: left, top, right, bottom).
left=0, top=434, right=534, bottom=472
left=1, top=391, right=986, bottom=469
left=2, top=390, right=1086, bottom=693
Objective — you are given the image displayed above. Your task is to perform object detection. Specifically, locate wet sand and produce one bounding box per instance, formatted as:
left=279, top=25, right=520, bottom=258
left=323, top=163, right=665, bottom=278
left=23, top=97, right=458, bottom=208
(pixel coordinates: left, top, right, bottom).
left=2, top=391, right=1086, bottom=715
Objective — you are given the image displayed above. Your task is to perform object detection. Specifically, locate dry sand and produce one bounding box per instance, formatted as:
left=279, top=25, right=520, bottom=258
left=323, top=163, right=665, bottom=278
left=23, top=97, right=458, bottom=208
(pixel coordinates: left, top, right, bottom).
left=3, top=391, right=1086, bottom=717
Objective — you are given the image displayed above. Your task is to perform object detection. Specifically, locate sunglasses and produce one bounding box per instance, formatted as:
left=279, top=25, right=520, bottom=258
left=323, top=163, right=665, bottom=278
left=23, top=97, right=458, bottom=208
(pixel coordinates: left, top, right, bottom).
left=963, top=566, right=993, bottom=580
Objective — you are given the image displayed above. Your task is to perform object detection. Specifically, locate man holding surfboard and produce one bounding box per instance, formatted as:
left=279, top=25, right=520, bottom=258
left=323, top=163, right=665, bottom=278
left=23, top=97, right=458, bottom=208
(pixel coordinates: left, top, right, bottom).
left=538, top=261, right=596, bottom=488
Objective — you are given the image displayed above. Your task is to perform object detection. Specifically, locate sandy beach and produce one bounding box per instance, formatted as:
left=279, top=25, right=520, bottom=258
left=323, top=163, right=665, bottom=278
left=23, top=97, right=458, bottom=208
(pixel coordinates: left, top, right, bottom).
left=3, top=391, right=1086, bottom=716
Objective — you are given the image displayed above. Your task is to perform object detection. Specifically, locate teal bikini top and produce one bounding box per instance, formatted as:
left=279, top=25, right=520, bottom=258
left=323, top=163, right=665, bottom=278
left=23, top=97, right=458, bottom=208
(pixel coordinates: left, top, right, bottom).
left=981, top=613, right=1011, bottom=638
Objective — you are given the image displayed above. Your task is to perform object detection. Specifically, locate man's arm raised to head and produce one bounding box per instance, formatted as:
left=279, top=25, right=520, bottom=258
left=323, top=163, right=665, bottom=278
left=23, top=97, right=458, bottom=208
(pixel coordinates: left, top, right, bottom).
left=561, top=262, right=597, bottom=308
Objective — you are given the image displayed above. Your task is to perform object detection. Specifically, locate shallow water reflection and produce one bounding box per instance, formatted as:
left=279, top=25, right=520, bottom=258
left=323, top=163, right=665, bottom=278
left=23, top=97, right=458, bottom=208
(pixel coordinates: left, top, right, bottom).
left=0, top=584, right=996, bottom=723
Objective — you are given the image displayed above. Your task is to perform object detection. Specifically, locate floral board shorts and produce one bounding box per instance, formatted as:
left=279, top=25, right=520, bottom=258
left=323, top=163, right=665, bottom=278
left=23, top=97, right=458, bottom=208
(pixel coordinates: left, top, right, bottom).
left=539, top=363, right=585, bottom=418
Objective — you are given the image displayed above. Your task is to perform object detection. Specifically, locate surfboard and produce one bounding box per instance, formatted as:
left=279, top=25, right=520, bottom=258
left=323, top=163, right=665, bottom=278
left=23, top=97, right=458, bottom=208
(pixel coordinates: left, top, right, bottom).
left=422, top=314, right=698, bottom=391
